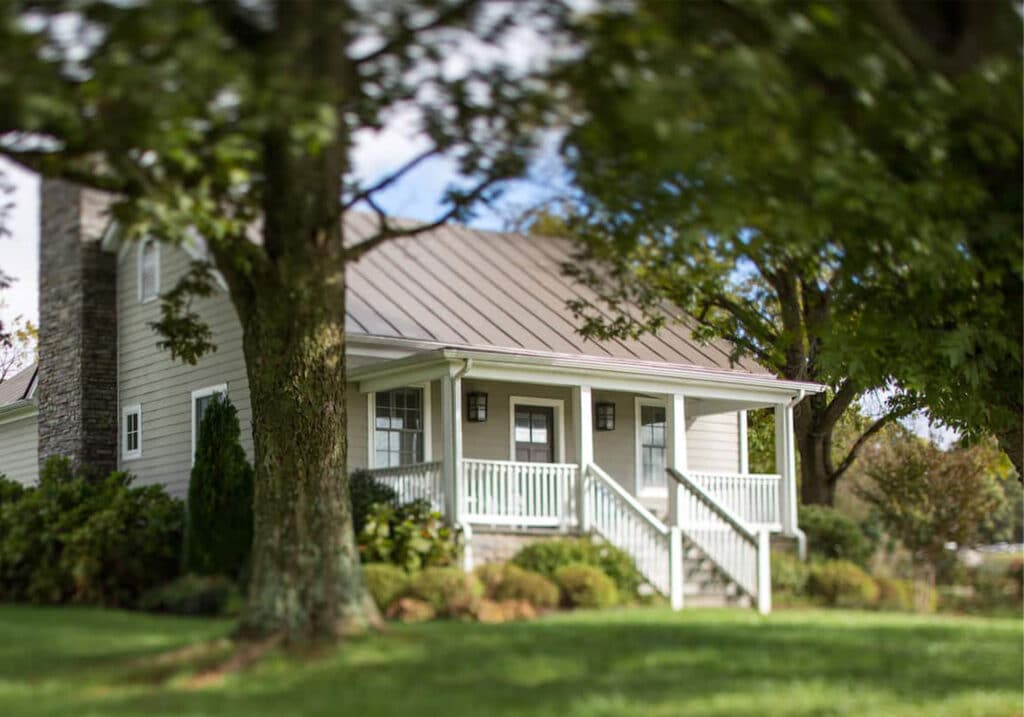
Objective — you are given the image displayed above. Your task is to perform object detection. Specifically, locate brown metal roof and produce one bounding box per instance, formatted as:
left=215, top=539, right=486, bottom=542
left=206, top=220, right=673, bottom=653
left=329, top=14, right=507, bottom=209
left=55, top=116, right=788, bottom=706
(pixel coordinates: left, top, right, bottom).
left=0, top=363, right=37, bottom=408
left=343, top=215, right=768, bottom=376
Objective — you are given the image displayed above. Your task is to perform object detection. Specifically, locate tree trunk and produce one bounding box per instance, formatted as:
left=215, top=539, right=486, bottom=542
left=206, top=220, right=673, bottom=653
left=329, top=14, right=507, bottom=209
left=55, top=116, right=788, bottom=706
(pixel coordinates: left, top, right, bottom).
left=236, top=273, right=375, bottom=641
left=794, top=393, right=839, bottom=506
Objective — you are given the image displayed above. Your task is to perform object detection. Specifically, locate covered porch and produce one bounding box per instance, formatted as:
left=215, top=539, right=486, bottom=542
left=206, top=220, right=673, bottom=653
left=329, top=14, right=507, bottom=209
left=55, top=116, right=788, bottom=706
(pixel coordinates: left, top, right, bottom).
left=351, top=346, right=819, bottom=612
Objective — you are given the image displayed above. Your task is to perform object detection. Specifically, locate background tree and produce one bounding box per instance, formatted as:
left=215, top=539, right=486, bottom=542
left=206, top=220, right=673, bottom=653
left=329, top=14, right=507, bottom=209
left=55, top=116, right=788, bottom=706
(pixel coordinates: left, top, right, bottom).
left=0, top=0, right=563, bottom=642
left=0, top=313, right=35, bottom=383
left=185, top=397, right=254, bottom=582
left=556, top=0, right=1021, bottom=504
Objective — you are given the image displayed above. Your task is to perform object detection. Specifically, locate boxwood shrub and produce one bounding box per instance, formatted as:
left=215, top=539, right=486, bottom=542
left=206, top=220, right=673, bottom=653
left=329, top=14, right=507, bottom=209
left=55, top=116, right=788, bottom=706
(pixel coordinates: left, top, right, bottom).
left=510, top=537, right=642, bottom=597
left=555, top=563, right=618, bottom=608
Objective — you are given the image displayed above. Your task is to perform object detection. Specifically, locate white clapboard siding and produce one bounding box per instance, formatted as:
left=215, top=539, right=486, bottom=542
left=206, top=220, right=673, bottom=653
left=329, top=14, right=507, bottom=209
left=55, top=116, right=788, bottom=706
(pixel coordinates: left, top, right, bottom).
left=0, top=411, right=39, bottom=486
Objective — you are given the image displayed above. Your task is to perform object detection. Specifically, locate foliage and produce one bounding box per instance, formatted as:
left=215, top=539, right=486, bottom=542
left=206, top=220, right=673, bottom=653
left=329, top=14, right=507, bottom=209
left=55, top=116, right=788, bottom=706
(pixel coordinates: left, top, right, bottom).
left=0, top=314, right=36, bottom=384
left=799, top=505, right=874, bottom=567
left=558, top=0, right=1023, bottom=501
left=385, top=597, right=436, bottom=624
left=939, top=561, right=1022, bottom=617
left=361, top=563, right=410, bottom=613
left=407, top=568, right=482, bottom=618
left=856, top=439, right=1004, bottom=576
left=510, top=537, right=642, bottom=597
left=487, top=564, right=560, bottom=609
left=770, top=552, right=810, bottom=596
left=0, top=475, right=24, bottom=505
left=808, top=560, right=879, bottom=608
left=0, top=457, right=184, bottom=607
left=875, top=577, right=914, bottom=612
left=138, top=574, right=240, bottom=617
left=554, top=563, right=618, bottom=609
left=359, top=500, right=460, bottom=572
left=348, top=470, right=397, bottom=537
left=185, top=397, right=253, bottom=581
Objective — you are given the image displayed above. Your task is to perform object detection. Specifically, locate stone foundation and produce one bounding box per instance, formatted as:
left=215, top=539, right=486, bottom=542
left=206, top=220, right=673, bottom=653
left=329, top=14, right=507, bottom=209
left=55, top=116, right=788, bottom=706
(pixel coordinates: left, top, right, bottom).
left=470, top=529, right=563, bottom=565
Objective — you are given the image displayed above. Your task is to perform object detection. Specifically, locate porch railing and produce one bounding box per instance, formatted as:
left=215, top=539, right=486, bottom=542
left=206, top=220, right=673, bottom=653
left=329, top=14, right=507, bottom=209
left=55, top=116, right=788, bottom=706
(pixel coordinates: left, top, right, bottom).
left=365, top=461, right=444, bottom=513
left=583, top=463, right=671, bottom=595
left=462, top=458, right=577, bottom=528
left=668, top=468, right=770, bottom=614
left=689, top=471, right=782, bottom=531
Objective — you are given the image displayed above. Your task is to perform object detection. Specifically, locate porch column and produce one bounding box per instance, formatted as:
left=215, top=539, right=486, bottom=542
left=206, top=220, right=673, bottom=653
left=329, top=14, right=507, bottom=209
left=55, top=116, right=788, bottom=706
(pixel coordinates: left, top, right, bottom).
left=665, top=393, right=687, bottom=611
left=573, top=385, right=593, bottom=532
left=738, top=410, right=749, bottom=474
left=441, top=371, right=463, bottom=526
left=774, top=402, right=799, bottom=538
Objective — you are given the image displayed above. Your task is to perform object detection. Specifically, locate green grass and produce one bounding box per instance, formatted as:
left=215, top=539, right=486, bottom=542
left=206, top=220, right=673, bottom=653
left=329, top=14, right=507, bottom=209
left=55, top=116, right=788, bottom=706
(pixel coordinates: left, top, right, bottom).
left=0, top=605, right=1020, bottom=717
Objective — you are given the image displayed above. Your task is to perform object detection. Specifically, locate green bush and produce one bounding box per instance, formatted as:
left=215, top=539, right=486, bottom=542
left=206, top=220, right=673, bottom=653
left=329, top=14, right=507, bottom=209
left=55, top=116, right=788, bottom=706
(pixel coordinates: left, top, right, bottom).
left=359, top=500, right=460, bottom=571
left=349, top=470, right=398, bottom=537
left=875, top=577, right=914, bottom=611
left=555, top=563, right=618, bottom=609
left=138, top=574, right=240, bottom=616
left=473, top=562, right=508, bottom=597
left=492, top=565, right=560, bottom=609
left=0, top=457, right=184, bottom=606
left=408, top=567, right=482, bottom=617
left=808, top=559, right=879, bottom=608
left=0, top=475, right=24, bottom=505
left=771, top=552, right=810, bottom=595
left=362, top=563, right=410, bottom=611
left=800, top=505, right=874, bottom=566
left=511, top=537, right=642, bottom=597
left=185, top=397, right=254, bottom=581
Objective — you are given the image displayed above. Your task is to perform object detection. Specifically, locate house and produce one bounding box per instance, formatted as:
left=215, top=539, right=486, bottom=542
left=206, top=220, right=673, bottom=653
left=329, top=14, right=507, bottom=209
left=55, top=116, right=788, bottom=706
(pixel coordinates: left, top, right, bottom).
left=0, top=180, right=823, bottom=612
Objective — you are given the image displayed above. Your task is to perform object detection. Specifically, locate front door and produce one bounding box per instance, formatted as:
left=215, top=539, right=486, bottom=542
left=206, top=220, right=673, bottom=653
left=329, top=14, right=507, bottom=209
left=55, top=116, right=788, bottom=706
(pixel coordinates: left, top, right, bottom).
left=514, top=405, right=555, bottom=463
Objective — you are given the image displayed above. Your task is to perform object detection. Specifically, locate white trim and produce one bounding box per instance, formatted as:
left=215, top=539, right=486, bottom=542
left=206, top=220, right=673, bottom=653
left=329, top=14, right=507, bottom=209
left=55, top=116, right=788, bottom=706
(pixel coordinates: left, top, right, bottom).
left=190, top=383, right=227, bottom=464
left=137, top=237, right=160, bottom=304
left=0, top=401, right=37, bottom=426
left=635, top=396, right=668, bottom=498
left=366, top=382, right=433, bottom=469
left=509, top=395, right=566, bottom=464
left=738, top=410, right=749, bottom=474
left=121, top=403, right=142, bottom=461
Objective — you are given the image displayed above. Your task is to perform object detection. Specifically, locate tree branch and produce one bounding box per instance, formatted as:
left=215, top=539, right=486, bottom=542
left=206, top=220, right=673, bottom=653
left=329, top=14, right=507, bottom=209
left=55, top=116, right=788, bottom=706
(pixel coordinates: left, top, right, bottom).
left=352, top=0, right=482, bottom=66
left=342, top=147, right=440, bottom=210
left=831, top=410, right=904, bottom=483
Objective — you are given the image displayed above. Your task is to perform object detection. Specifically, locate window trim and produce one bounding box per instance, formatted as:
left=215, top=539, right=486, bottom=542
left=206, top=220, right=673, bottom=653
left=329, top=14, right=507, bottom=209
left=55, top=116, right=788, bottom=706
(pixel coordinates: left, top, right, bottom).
left=634, top=397, right=668, bottom=498
left=121, top=403, right=142, bottom=461
left=508, top=396, right=566, bottom=464
left=137, top=237, right=161, bottom=304
left=366, top=383, right=432, bottom=469
left=191, top=383, right=227, bottom=464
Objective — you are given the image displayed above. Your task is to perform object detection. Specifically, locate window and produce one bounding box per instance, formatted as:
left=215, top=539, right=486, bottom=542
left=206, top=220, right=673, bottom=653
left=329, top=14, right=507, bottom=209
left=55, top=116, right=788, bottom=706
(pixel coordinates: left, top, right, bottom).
left=122, top=404, right=142, bottom=460
left=138, top=238, right=160, bottom=303
left=191, top=384, right=227, bottom=461
left=373, top=387, right=425, bottom=467
left=637, top=401, right=667, bottom=494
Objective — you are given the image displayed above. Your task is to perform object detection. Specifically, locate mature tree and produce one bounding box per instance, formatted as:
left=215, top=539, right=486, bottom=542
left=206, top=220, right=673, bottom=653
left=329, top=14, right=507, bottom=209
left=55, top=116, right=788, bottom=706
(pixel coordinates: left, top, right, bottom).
left=557, top=0, right=1022, bottom=503
left=0, top=0, right=561, bottom=642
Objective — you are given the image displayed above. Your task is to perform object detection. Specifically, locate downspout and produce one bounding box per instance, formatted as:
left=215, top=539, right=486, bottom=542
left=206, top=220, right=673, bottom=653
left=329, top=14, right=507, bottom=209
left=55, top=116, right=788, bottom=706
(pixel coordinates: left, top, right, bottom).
left=788, top=388, right=808, bottom=560
left=452, top=358, right=473, bottom=570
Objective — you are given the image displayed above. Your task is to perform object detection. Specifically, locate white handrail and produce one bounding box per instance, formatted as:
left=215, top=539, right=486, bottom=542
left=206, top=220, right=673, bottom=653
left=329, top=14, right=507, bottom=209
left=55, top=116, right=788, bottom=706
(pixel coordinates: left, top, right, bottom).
left=586, top=463, right=669, bottom=536
left=688, top=471, right=782, bottom=531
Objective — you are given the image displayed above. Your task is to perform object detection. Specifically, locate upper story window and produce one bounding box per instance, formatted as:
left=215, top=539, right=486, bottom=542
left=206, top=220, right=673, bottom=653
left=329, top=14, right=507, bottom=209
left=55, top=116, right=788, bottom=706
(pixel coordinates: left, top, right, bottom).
left=191, top=384, right=227, bottom=462
left=122, top=404, right=142, bottom=460
left=138, top=238, right=160, bottom=303
left=374, top=387, right=425, bottom=468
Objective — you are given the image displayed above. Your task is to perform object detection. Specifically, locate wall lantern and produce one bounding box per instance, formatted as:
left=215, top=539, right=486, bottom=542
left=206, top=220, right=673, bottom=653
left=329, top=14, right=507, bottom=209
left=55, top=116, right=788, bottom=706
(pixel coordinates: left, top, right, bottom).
left=467, top=392, right=488, bottom=422
left=595, top=402, right=616, bottom=431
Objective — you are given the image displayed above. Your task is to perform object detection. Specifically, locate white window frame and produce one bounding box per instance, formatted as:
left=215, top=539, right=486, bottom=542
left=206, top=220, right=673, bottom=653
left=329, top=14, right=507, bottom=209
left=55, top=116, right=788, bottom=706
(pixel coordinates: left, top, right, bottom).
left=635, top=397, right=668, bottom=498
left=138, top=237, right=160, bottom=304
left=508, top=396, right=566, bottom=464
left=366, top=382, right=432, bottom=469
left=191, top=383, right=227, bottom=464
left=121, top=403, right=142, bottom=461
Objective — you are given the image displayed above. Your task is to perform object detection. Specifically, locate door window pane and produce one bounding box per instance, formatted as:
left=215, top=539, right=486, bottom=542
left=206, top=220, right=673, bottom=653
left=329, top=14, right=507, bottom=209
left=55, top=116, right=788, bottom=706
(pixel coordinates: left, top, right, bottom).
left=640, top=405, right=667, bottom=490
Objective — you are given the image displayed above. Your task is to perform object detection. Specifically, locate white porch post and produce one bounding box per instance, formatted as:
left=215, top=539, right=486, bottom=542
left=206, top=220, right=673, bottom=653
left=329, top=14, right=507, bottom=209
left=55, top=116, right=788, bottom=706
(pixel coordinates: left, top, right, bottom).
left=756, top=528, right=772, bottom=614
left=665, top=393, right=687, bottom=610
left=573, top=385, right=593, bottom=532
left=441, top=372, right=463, bottom=527
left=738, top=410, right=749, bottom=474
left=774, top=402, right=802, bottom=554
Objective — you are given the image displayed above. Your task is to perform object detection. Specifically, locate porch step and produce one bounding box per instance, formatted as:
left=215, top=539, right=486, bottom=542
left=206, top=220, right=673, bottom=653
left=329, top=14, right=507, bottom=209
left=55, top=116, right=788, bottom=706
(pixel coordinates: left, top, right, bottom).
left=680, top=539, right=751, bottom=608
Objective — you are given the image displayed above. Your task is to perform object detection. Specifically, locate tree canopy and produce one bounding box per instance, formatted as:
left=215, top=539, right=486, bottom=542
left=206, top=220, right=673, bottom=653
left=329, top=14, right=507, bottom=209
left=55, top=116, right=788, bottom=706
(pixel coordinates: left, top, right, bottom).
left=557, top=0, right=1022, bottom=501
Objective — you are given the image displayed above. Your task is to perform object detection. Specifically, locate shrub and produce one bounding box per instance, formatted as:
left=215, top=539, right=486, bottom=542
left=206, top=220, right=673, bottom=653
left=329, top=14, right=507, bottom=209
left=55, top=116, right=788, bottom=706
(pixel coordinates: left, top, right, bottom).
left=808, top=559, right=879, bottom=608
left=799, top=505, right=874, bottom=566
left=771, top=552, right=809, bottom=595
left=0, top=457, right=184, bottom=606
left=0, top=475, right=24, bottom=505
left=359, top=500, right=460, bottom=571
left=555, top=563, right=618, bottom=609
left=491, top=565, right=559, bottom=609
left=386, top=597, right=436, bottom=623
left=185, top=397, right=254, bottom=581
left=408, top=567, right=482, bottom=617
left=511, top=537, right=642, bottom=597
left=875, top=577, right=914, bottom=612
left=349, top=470, right=397, bottom=536
left=138, top=574, right=240, bottom=616
left=362, top=563, right=410, bottom=611
left=473, top=562, right=509, bottom=597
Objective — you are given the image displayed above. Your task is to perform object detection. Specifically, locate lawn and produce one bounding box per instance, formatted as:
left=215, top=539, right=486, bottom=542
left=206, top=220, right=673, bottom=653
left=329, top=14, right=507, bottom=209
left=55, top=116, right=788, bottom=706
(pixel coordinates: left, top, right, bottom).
left=0, top=605, right=1020, bottom=717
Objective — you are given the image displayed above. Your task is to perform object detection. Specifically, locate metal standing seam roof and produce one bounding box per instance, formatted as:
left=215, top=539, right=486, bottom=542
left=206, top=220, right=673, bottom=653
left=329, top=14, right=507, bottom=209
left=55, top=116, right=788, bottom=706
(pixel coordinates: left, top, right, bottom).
left=0, top=363, right=37, bottom=408
left=342, top=213, right=770, bottom=376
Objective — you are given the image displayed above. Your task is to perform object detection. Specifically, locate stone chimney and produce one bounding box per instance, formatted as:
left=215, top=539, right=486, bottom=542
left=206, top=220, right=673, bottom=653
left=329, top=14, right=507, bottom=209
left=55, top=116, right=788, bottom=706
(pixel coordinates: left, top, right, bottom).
left=37, top=179, right=118, bottom=475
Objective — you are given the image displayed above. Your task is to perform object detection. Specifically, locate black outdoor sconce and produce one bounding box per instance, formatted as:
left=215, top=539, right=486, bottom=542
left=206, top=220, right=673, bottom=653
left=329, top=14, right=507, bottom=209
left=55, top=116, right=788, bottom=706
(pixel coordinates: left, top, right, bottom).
left=595, top=402, right=616, bottom=431
left=467, top=392, right=488, bottom=422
